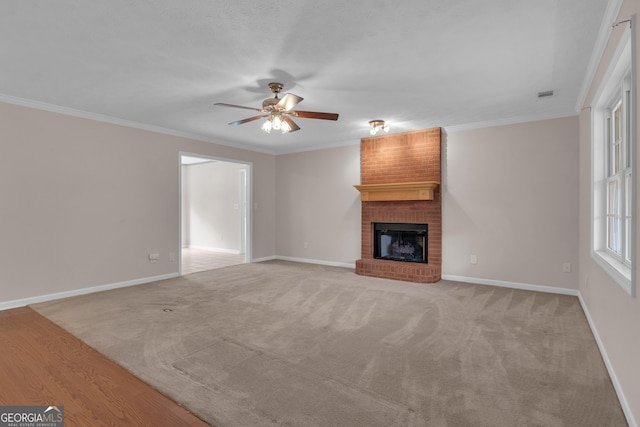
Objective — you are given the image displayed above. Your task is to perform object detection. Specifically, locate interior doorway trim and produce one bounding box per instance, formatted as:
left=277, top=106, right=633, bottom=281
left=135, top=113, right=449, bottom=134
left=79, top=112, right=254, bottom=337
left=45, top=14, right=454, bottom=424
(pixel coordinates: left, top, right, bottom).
left=178, top=151, right=253, bottom=275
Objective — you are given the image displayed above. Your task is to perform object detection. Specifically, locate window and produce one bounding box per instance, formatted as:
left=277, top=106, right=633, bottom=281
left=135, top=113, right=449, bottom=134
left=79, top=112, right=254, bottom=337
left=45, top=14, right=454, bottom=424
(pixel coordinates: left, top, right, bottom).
left=605, top=84, right=631, bottom=263
left=591, top=22, right=635, bottom=296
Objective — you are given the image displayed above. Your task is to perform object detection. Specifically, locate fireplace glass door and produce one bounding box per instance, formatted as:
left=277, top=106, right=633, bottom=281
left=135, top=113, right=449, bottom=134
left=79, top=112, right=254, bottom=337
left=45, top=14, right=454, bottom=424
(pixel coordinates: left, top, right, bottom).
left=373, top=222, right=427, bottom=263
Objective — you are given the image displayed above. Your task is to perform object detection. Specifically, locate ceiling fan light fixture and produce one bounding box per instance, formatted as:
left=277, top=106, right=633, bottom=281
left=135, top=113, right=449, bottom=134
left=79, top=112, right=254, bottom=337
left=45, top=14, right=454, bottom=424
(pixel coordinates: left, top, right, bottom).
left=369, top=120, right=389, bottom=135
left=215, top=82, right=338, bottom=135
left=272, top=115, right=282, bottom=130
left=261, top=119, right=272, bottom=133
left=262, top=113, right=291, bottom=134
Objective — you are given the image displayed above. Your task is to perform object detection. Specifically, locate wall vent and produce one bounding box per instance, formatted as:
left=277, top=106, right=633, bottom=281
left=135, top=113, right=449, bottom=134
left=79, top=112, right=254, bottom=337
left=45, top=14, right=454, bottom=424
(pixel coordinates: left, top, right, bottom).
left=537, top=90, right=555, bottom=98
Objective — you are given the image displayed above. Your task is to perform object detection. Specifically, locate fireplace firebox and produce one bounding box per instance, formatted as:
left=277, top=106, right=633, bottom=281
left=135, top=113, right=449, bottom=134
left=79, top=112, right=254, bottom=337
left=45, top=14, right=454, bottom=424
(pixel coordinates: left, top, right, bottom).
left=373, top=222, right=427, bottom=263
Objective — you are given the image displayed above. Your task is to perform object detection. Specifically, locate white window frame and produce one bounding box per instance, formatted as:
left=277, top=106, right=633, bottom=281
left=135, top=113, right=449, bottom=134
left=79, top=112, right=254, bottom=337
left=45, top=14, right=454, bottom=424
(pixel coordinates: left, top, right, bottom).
left=605, top=81, right=632, bottom=263
left=591, top=18, right=636, bottom=297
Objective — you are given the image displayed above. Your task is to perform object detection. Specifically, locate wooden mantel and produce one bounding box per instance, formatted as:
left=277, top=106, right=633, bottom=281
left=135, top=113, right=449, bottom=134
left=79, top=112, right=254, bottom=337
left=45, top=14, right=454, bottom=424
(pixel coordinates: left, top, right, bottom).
left=354, top=181, right=439, bottom=202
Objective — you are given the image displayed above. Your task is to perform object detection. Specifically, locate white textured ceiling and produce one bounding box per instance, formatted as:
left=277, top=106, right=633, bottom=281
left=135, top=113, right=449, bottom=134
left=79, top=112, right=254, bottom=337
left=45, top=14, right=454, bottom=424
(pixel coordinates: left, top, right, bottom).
left=0, top=1, right=609, bottom=154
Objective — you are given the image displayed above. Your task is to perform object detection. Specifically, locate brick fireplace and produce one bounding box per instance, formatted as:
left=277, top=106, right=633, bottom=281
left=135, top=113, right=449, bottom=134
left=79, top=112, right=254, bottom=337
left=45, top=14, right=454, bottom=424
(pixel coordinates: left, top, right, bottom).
left=354, top=128, right=441, bottom=283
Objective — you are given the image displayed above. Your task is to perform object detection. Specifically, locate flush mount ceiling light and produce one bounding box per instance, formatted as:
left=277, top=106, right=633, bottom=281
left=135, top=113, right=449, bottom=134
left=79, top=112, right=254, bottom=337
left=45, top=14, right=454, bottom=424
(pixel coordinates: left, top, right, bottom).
left=215, top=82, right=339, bottom=134
left=369, top=120, right=390, bottom=135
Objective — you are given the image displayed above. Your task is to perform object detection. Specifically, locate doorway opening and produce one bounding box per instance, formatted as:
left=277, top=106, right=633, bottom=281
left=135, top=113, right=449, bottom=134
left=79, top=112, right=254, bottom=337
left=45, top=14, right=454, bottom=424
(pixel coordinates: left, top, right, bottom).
left=179, top=153, right=251, bottom=275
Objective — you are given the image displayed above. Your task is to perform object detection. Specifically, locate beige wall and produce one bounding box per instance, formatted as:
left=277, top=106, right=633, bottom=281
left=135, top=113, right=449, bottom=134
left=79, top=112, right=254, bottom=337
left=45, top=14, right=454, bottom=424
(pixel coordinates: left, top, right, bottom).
left=0, top=102, right=276, bottom=303
left=442, top=117, right=580, bottom=290
left=276, top=118, right=580, bottom=293
left=578, top=0, right=640, bottom=423
left=276, top=145, right=361, bottom=265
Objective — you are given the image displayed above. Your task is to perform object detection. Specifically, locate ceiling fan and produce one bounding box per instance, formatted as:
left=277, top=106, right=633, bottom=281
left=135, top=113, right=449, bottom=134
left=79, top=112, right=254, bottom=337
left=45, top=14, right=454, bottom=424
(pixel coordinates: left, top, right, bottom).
left=214, top=82, right=339, bottom=134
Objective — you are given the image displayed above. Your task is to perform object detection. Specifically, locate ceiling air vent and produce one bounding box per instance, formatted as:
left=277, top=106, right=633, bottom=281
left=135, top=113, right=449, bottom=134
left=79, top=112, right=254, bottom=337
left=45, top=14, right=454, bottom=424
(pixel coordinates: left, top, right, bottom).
left=537, top=90, right=555, bottom=98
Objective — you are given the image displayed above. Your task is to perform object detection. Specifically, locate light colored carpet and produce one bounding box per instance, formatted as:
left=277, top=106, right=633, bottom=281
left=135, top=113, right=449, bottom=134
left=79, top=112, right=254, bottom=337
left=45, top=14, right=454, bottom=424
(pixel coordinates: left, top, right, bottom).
left=31, top=261, right=627, bottom=427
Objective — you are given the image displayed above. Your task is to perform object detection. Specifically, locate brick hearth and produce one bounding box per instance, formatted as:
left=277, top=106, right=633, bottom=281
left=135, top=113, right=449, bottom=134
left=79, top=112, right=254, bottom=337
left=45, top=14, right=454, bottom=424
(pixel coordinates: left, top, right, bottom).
left=355, top=128, right=441, bottom=283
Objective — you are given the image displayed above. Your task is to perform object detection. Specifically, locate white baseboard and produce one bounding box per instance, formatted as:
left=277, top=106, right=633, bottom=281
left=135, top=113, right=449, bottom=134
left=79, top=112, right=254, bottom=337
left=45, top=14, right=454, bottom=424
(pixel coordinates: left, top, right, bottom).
left=578, top=294, right=637, bottom=427
left=251, top=255, right=355, bottom=269
left=0, top=272, right=180, bottom=311
left=187, top=245, right=241, bottom=255
left=442, top=274, right=635, bottom=427
left=441, top=274, right=580, bottom=296
left=252, top=255, right=277, bottom=263
left=275, top=256, right=355, bottom=269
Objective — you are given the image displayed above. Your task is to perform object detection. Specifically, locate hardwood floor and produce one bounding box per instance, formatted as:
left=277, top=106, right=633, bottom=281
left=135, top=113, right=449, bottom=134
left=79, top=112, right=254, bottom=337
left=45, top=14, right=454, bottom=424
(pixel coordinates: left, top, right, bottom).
left=0, top=307, right=210, bottom=427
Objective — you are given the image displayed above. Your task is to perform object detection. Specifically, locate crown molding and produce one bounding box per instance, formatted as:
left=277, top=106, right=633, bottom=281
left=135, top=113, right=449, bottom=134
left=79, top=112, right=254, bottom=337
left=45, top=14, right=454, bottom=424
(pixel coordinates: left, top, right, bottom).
left=444, top=111, right=577, bottom=133
left=0, top=93, right=277, bottom=155
left=575, top=0, right=625, bottom=112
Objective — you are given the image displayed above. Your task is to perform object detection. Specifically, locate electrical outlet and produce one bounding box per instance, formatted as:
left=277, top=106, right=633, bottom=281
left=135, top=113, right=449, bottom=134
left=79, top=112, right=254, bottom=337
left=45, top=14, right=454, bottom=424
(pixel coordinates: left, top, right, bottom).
left=149, top=253, right=159, bottom=263
left=470, top=255, right=478, bottom=265
left=563, top=262, right=571, bottom=273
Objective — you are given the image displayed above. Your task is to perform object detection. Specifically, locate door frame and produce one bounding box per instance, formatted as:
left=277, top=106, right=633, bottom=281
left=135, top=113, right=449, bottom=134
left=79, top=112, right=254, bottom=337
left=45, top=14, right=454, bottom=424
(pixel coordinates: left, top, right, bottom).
left=178, top=151, right=252, bottom=275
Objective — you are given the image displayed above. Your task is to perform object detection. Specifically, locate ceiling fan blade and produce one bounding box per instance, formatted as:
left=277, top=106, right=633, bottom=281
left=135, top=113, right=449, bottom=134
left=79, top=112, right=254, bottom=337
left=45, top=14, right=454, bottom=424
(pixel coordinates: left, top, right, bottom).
left=282, top=116, right=300, bottom=132
left=229, top=115, right=268, bottom=126
left=214, top=102, right=262, bottom=112
left=276, top=93, right=303, bottom=111
left=291, top=110, right=339, bottom=121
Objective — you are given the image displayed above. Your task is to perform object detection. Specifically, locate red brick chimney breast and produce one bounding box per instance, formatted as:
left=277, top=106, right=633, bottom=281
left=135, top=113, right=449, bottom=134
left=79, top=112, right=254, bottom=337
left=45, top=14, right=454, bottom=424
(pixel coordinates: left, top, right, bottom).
left=355, top=128, right=441, bottom=283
